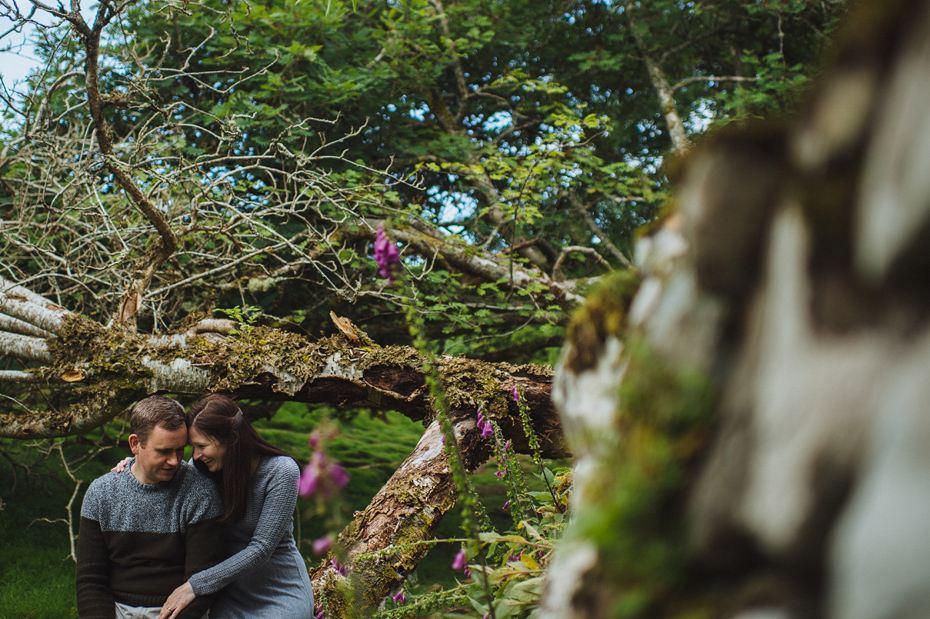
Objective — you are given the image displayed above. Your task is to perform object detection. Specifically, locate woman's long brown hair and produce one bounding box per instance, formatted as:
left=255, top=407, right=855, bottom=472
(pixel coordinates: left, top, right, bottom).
left=187, top=394, right=294, bottom=524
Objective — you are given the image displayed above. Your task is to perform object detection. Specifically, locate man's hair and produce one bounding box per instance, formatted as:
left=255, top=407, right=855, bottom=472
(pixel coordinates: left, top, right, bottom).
left=130, top=395, right=186, bottom=445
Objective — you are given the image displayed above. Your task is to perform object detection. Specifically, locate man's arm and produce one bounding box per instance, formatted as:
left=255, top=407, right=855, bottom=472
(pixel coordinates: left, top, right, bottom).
left=175, top=515, right=225, bottom=619
left=76, top=516, right=115, bottom=619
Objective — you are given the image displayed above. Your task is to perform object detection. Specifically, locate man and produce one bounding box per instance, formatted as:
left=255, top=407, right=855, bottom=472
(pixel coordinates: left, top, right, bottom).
left=76, top=395, right=225, bottom=619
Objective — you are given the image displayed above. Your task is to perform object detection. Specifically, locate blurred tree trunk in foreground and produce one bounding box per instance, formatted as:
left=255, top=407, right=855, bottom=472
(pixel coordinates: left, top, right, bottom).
left=543, top=0, right=930, bottom=617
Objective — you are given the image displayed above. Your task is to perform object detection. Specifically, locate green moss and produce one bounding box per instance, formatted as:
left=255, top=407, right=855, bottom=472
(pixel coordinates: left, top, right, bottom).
left=572, top=337, right=717, bottom=618
left=564, top=270, right=642, bottom=374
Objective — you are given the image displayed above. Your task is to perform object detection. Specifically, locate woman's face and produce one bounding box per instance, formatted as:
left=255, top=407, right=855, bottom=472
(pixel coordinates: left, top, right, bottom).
left=189, top=425, right=227, bottom=473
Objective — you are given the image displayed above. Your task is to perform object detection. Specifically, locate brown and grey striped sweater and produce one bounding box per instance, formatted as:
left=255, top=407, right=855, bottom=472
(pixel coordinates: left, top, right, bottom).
left=76, top=460, right=224, bottom=619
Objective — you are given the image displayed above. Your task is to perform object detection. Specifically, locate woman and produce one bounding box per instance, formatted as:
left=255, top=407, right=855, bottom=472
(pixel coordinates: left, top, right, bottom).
left=122, top=394, right=315, bottom=619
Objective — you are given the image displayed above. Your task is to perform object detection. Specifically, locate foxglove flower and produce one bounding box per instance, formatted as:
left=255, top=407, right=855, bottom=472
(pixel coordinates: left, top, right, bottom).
left=503, top=500, right=511, bottom=510
left=330, top=558, right=349, bottom=576
left=476, top=409, right=493, bottom=438
left=330, top=462, right=350, bottom=489
left=374, top=223, right=401, bottom=284
left=392, top=589, right=407, bottom=605
left=312, top=535, right=332, bottom=555
left=297, top=462, right=320, bottom=496
left=511, top=385, right=520, bottom=402
left=298, top=450, right=351, bottom=498
left=452, top=549, right=467, bottom=571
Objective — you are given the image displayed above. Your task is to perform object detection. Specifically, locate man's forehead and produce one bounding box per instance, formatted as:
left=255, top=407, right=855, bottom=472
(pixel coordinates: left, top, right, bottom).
left=146, top=424, right=188, bottom=446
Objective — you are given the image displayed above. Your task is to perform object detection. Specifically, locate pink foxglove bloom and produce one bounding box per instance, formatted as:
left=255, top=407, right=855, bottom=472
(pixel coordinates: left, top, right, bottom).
left=374, top=223, right=401, bottom=284
left=298, top=450, right=350, bottom=498
left=392, top=589, right=406, bottom=605
left=312, top=536, right=333, bottom=555
left=297, top=464, right=320, bottom=497
left=329, top=462, right=350, bottom=489
left=452, top=549, right=467, bottom=571
left=315, top=606, right=325, bottom=619
left=330, top=558, right=349, bottom=576
left=503, top=500, right=511, bottom=510
left=476, top=409, right=493, bottom=438
left=511, top=385, right=520, bottom=402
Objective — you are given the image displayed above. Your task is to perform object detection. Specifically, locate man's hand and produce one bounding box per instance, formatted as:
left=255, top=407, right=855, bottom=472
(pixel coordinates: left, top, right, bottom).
left=159, top=581, right=196, bottom=619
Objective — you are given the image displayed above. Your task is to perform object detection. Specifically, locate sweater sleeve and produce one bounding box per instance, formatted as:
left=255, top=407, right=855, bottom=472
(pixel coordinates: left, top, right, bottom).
left=187, top=458, right=299, bottom=596
left=76, top=516, right=116, bottom=619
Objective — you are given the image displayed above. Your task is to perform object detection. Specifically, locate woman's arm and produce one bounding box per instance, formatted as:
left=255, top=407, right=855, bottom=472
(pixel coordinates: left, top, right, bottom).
left=186, top=457, right=300, bottom=596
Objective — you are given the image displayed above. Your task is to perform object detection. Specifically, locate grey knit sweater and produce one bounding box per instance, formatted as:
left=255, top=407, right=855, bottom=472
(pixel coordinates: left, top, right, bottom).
left=188, top=455, right=314, bottom=618
left=76, top=461, right=225, bottom=619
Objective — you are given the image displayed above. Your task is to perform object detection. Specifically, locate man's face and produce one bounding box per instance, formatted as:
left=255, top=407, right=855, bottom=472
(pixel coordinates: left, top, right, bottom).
left=129, top=424, right=188, bottom=484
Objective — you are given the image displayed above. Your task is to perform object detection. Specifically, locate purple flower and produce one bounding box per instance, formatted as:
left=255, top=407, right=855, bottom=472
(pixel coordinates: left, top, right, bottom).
left=495, top=470, right=503, bottom=478
left=392, top=589, right=406, bottom=605
left=374, top=223, right=401, bottom=284
left=452, top=549, right=467, bottom=571
left=464, top=567, right=471, bottom=577
left=476, top=409, right=493, bottom=438
left=298, top=451, right=351, bottom=498
left=308, top=430, right=322, bottom=449
left=329, top=462, right=350, bottom=489
left=312, top=536, right=333, bottom=555
left=330, top=558, right=349, bottom=576
left=315, top=606, right=325, bottom=619
left=504, top=440, right=510, bottom=451
left=297, top=463, right=319, bottom=497
left=511, top=385, right=520, bottom=402
left=503, top=500, right=510, bottom=510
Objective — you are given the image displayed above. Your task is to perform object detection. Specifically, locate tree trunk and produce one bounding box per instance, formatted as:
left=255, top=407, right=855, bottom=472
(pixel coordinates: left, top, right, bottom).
left=310, top=418, right=481, bottom=617
left=0, top=298, right=566, bottom=457
left=542, top=0, right=930, bottom=617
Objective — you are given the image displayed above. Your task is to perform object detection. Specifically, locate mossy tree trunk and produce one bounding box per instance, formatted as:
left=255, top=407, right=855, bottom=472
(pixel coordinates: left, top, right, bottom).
left=0, top=285, right=565, bottom=456
left=310, top=417, right=486, bottom=617
left=541, top=1, right=930, bottom=617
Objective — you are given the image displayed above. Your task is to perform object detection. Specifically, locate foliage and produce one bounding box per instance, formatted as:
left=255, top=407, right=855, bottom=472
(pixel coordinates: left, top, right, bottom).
left=0, top=0, right=845, bottom=365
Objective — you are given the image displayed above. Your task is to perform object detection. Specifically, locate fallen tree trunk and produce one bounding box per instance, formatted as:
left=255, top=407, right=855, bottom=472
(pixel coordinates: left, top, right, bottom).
left=0, top=286, right=564, bottom=458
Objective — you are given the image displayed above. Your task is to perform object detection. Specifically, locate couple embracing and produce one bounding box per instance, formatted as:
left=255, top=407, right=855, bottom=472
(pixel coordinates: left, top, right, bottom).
left=76, top=394, right=315, bottom=619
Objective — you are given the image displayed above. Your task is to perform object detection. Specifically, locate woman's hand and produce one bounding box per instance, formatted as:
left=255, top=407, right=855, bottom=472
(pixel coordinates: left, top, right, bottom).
left=159, top=581, right=196, bottom=619
left=110, top=457, right=132, bottom=473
